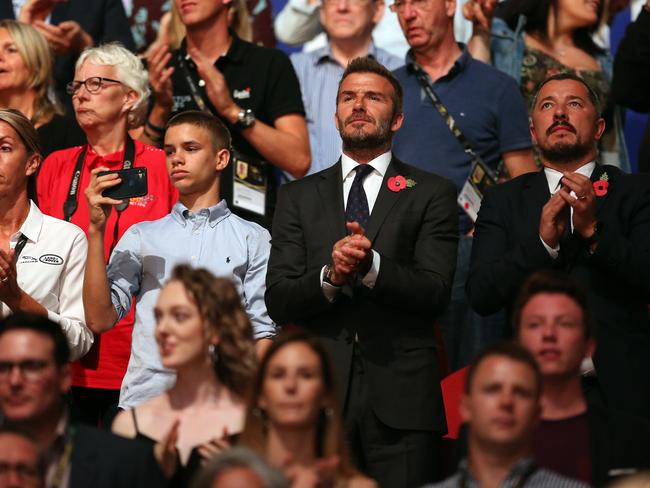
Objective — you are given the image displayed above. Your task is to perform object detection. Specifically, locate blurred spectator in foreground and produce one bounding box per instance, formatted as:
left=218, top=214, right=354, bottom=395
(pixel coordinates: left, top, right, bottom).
left=514, top=271, right=650, bottom=487
left=0, top=313, right=165, bottom=488
left=0, top=426, right=44, bottom=488
left=112, top=265, right=257, bottom=487
left=37, top=43, right=177, bottom=429
left=612, top=0, right=650, bottom=173
left=241, top=331, right=377, bottom=488
left=290, top=0, right=402, bottom=176
left=424, top=342, right=589, bottom=488
left=191, top=448, right=288, bottom=488
left=0, top=20, right=85, bottom=158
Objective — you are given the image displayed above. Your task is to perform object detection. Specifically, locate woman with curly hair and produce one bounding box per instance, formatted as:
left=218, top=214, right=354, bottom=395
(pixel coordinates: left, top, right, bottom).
left=112, top=264, right=257, bottom=487
left=240, top=330, right=377, bottom=488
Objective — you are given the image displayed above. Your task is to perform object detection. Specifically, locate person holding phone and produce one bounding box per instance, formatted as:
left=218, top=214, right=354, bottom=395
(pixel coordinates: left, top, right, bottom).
left=0, top=108, right=91, bottom=360
left=82, top=110, right=276, bottom=411
left=36, top=43, right=177, bottom=429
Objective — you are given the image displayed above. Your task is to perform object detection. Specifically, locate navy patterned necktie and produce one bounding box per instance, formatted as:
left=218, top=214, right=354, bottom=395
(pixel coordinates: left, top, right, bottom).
left=345, top=164, right=374, bottom=231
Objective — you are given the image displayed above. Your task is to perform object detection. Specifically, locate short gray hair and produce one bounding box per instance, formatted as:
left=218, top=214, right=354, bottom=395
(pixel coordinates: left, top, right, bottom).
left=76, top=42, right=150, bottom=129
left=191, top=448, right=289, bottom=488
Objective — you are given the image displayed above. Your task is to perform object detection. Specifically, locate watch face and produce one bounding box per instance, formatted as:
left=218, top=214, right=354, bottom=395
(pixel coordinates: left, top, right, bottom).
left=239, top=109, right=255, bottom=128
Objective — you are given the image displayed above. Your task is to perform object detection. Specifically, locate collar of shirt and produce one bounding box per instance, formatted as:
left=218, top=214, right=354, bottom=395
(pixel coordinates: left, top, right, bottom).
left=85, top=144, right=129, bottom=170
left=170, top=200, right=231, bottom=228
left=544, top=161, right=596, bottom=194
left=406, top=42, right=470, bottom=81
left=180, top=29, right=246, bottom=66
left=14, top=200, right=43, bottom=245
left=457, top=457, right=537, bottom=488
left=313, top=42, right=381, bottom=66
left=45, top=410, right=71, bottom=488
left=341, top=151, right=392, bottom=213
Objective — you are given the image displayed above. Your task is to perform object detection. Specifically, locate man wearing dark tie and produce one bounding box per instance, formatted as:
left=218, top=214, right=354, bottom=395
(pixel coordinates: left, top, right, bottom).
left=265, top=56, right=458, bottom=488
left=468, top=73, right=650, bottom=420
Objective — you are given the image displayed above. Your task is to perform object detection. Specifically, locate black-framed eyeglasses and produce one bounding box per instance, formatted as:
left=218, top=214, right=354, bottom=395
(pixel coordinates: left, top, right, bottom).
left=66, top=76, right=123, bottom=96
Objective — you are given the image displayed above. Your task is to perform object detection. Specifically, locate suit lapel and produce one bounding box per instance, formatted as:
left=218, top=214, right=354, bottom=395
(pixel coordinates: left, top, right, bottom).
left=317, top=161, right=347, bottom=240
left=365, top=159, right=406, bottom=243
left=69, top=428, right=99, bottom=488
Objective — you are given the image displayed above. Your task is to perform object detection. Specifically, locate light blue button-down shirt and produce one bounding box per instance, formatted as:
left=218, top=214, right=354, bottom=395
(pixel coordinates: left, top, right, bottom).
left=108, top=200, right=275, bottom=408
left=290, top=43, right=403, bottom=175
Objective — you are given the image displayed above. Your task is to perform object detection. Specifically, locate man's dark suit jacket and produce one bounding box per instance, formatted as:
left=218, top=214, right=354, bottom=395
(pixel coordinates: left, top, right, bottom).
left=467, top=165, right=650, bottom=418
left=266, top=157, right=459, bottom=433
left=0, top=0, right=135, bottom=99
left=70, top=424, right=165, bottom=488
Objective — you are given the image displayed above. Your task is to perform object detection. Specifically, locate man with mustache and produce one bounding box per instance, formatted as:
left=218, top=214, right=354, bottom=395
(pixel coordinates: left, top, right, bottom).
left=468, top=73, right=650, bottom=420
left=266, top=56, right=458, bottom=487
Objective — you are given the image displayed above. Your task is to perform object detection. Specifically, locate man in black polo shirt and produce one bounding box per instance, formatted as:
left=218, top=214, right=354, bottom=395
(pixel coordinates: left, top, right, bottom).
left=146, top=0, right=310, bottom=226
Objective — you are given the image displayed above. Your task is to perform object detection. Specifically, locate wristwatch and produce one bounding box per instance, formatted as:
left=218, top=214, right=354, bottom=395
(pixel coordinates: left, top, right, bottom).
left=323, top=264, right=339, bottom=286
left=235, top=108, right=256, bottom=129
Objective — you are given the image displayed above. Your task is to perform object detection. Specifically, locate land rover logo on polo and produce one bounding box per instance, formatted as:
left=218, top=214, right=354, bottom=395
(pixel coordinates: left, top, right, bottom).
left=39, top=254, right=63, bottom=265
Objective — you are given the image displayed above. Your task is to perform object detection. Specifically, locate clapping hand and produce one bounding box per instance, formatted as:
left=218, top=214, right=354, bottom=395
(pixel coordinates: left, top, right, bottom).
left=187, top=46, right=238, bottom=122
left=330, top=222, right=373, bottom=285
left=556, top=172, right=598, bottom=239
left=0, top=249, right=21, bottom=307
left=154, top=419, right=180, bottom=479
left=197, top=427, right=231, bottom=465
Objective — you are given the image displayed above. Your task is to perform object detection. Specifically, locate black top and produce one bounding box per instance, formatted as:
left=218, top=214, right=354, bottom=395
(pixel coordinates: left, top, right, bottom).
left=130, top=409, right=240, bottom=488
left=38, top=113, right=87, bottom=159
left=169, top=32, right=305, bottom=227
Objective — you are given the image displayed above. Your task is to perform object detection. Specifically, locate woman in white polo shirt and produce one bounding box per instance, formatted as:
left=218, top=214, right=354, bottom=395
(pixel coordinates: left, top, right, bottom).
left=0, top=108, right=91, bottom=360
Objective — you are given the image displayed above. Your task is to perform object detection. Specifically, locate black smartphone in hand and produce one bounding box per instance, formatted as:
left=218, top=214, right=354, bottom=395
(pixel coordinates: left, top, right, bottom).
left=98, top=167, right=148, bottom=200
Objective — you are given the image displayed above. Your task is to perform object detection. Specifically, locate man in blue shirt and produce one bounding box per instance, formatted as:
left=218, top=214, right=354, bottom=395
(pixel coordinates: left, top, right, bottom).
left=290, top=0, right=403, bottom=175
left=82, top=111, right=275, bottom=408
left=390, top=0, right=537, bottom=370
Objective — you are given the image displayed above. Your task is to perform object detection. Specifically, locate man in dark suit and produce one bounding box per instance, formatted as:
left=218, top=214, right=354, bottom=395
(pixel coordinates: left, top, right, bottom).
left=0, top=313, right=165, bottom=488
left=467, top=73, right=650, bottom=420
left=265, top=57, right=458, bottom=487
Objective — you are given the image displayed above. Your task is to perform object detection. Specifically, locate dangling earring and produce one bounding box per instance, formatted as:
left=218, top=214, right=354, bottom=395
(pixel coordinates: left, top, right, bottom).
left=208, top=344, right=218, bottom=363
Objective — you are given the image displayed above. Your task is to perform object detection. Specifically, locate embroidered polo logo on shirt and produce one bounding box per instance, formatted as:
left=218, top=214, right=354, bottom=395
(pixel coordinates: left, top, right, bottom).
left=233, top=87, right=251, bottom=100
left=18, top=256, right=38, bottom=264
left=39, top=254, right=64, bottom=265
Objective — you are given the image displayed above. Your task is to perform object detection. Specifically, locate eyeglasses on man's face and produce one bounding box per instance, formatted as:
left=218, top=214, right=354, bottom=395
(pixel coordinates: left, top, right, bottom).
left=0, top=359, right=52, bottom=382
left=389, top=0, right=432, bottom=13
left=66, top=76, right=123, bottom=96
left=322, top=0, right=374, bottom=7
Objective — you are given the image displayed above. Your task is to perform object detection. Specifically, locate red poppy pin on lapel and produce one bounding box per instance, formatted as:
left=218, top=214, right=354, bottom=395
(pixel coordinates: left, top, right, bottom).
left=387, top=175, right=417, bottom=192
left=593, top=172, right=609, bottom=197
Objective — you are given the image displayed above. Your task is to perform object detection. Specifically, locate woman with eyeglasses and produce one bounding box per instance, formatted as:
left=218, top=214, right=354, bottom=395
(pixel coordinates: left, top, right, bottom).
left=240, top=330, right=377, bottom=488
left=0, top=108, right=91, bottom=361
left=36, top=42, right=177, bottom=430
left=112, top=265, right=256, bottom=487
left=0, top=20, right=85, bottom=158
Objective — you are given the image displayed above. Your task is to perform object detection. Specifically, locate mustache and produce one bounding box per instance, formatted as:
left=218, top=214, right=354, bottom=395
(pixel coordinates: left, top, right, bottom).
left=547, top=120, right=576, bottom=135
left=345, top=111, right=374, bottom=125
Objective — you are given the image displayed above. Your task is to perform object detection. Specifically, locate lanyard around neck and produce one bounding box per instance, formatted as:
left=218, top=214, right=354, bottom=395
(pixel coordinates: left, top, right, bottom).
left=62, top=137, right=136, bottom=222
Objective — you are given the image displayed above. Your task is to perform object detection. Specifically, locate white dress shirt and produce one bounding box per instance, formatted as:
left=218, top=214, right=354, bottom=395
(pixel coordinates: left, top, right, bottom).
left=0, top=201, right=92, bottom=360
left=320, top=151, right=392, bottom=301
left=540, top=162, right=596, bottom=259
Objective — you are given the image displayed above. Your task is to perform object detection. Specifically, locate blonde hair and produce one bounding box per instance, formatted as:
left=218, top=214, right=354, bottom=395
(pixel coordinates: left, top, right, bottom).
left=169, top=265, right=256, bottom=397
left=76, top=43, right=150, bottom=129
left=0, top=20, right=62, bottom=124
